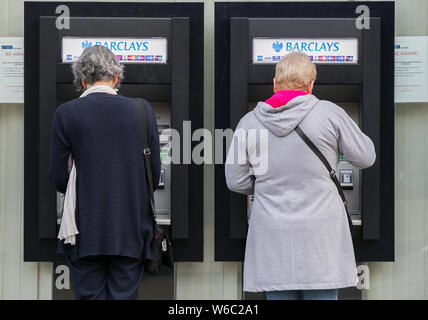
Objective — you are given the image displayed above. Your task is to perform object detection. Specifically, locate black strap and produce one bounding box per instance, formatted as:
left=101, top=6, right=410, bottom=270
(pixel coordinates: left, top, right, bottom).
left=134, top=98, right=157, bottom=225
left=295, top=126, right=354, bottom=231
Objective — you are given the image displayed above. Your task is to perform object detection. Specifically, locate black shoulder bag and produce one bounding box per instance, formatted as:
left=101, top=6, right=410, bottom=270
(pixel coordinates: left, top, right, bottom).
left=295, top=126, right=356, bottom=236
left=134, top=98, right=173, bottom=275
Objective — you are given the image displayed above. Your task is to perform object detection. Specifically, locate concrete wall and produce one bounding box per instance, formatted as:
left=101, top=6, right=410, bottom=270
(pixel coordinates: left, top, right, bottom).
left=0, top=0, right=52, bottom=300
left=365, top=0, right=428, bottom=300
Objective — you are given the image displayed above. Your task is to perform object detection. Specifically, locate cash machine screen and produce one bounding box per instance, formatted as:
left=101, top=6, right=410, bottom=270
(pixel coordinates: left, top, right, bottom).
left=62, top=37, right=168, bottom=64
left=252, top=38, right=358, bottom=64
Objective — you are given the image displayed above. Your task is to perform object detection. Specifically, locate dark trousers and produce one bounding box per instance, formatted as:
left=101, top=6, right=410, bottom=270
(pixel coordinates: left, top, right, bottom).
left=265, top=289, right=339, bottom=300
left=65, top=254, right=144, bottom=300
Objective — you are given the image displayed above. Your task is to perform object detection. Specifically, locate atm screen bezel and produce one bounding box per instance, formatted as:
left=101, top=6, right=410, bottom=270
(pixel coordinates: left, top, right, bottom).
left=61, top=36, right=169, bottom=64
left=251, top=37, right=359, bottom=65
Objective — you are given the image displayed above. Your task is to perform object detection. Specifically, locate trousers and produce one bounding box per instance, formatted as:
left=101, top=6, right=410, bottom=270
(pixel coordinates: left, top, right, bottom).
left=265, top=289, right=339, bottom=300
left=65, top=254, right=145, bottom=300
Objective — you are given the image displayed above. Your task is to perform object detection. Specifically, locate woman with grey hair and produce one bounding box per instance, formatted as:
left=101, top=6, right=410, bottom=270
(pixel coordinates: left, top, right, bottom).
left=225, top=52, right=375, bottom=300
left=48, top=45, right=161, bottom=300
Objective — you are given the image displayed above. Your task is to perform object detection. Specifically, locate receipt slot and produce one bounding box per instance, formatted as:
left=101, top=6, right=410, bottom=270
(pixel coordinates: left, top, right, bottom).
left=24, top=2, right=204, bottom=265
left=215, top=2, right=394, bottom=262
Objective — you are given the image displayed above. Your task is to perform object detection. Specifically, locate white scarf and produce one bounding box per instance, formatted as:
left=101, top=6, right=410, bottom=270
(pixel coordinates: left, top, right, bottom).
left=58, top=85, right=117, bottom=245
left=79, top=84, right=118, bottom=98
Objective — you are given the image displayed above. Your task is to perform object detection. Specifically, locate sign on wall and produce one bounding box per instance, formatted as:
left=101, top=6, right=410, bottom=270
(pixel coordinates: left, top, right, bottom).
left=0, top=37, right=24, bottom=103
left=395, top=36, right=428, bottom=103
left=62, top=37, right=168, bottom=64
left=252, top=38, right=359, bottom=64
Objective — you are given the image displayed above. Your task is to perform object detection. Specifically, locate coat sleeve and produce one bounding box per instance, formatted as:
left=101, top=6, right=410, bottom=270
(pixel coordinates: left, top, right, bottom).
left=225, top=119, right=255, bottom=195
left=48, top=107, right=71, bottom=194
left=143, top=99, right=161, bottom=190
left=334, top=106, right=376, bottom=169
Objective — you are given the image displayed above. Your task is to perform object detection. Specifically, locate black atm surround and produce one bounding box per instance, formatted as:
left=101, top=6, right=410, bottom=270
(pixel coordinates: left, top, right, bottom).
left=24, top=2, right=204, bottom=262
left=215, top=2, right=395, bottom=262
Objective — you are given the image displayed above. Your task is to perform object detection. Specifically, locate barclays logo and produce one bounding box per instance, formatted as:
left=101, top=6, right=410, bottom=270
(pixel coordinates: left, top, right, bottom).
left=81, top=40, right=93, bottom=49
left=272, top=41, right=283, bottom=53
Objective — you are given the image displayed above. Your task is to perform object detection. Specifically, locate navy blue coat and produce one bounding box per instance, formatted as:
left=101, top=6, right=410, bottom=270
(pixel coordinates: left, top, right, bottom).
left=48, top=93, right=161, bottom=260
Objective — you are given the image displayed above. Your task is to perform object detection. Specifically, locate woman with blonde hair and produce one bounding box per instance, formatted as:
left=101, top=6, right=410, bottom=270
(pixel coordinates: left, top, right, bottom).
left=225, top=51, right=375, bottom=300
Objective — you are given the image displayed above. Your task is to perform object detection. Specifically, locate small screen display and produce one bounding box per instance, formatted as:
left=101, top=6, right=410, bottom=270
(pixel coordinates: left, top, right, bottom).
left=340, top=169, right=354, bottom=186
left=342, top=173, right=353, bottom=184
left=62, top=37, right=168, bottom=64
left=252, top=38, right=359, bottom=64
left=159, top=169, right=165, bottom=188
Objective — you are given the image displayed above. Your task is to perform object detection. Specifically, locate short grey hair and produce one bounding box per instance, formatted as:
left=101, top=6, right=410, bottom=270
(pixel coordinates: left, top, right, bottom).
left=71, top=45, right=124, bottom=91
left=275, top=52, right=317, bottom=91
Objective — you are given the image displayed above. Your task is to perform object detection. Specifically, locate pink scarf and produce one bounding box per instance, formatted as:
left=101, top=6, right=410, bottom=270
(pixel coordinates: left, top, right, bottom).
left=264, top=90, right=308, bottom=108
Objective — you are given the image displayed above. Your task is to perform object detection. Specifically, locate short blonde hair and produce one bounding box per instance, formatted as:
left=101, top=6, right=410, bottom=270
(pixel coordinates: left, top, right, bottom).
left=275, top=52, right=317, bottom=91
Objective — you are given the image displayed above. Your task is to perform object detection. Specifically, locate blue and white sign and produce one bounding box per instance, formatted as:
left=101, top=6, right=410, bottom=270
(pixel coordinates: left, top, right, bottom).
left=252, top=38, right=359, bottom=64
left=62, top=37, right=168, bottom=64
left=395, top=36, right=428, bottom=103
left=0, top=37, right=24, bottom=103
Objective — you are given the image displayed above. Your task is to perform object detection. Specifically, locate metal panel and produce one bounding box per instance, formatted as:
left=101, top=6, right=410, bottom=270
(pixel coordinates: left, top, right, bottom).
left=24, top=2, right=204, bottom=262
left=171, top=17, right=190, bottom=240
left=229, top=18, right=249, bottom=240
left=361, top=18, right=381, bottom=240
left=38, top=17, right=58, bottom=239
left=214, top=2, right=395, bottom=262
left=57, top=63, right=172, bottom=84
left=249, top=64, right=363, bottom=85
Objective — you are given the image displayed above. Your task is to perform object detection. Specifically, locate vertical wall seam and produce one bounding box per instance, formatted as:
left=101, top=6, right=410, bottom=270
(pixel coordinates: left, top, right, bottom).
left=18, top=104, right=24, bottom=299
left=0, top=0, right=10, bottom=300
left=0, top=105, right=6, bottom=299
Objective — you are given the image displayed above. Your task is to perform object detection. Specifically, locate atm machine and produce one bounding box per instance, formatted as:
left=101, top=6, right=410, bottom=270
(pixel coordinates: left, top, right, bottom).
left=214, top=2, right=395, bottom=295
left=24, top=2, right=204, bottom=299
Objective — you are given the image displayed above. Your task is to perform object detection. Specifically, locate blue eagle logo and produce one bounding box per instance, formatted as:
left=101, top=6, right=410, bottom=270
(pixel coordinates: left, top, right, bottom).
left=272, top=41, right=283, bottom=53
left=81, top=40, right=93, bottom=49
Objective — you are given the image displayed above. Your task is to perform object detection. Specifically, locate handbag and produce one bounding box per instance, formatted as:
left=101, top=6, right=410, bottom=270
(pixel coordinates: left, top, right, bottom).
left=134, top=98, right=174, bottom=275
left=295, top=126, right=357, bottom=237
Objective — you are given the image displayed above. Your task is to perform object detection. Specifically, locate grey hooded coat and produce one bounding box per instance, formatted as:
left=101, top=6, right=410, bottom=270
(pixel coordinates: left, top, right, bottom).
left=225, top=94, right=376, bottom=292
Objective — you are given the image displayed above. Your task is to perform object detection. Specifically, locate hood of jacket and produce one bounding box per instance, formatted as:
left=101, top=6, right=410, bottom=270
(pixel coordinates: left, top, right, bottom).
left=253, top=93, right=319, bottom=137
